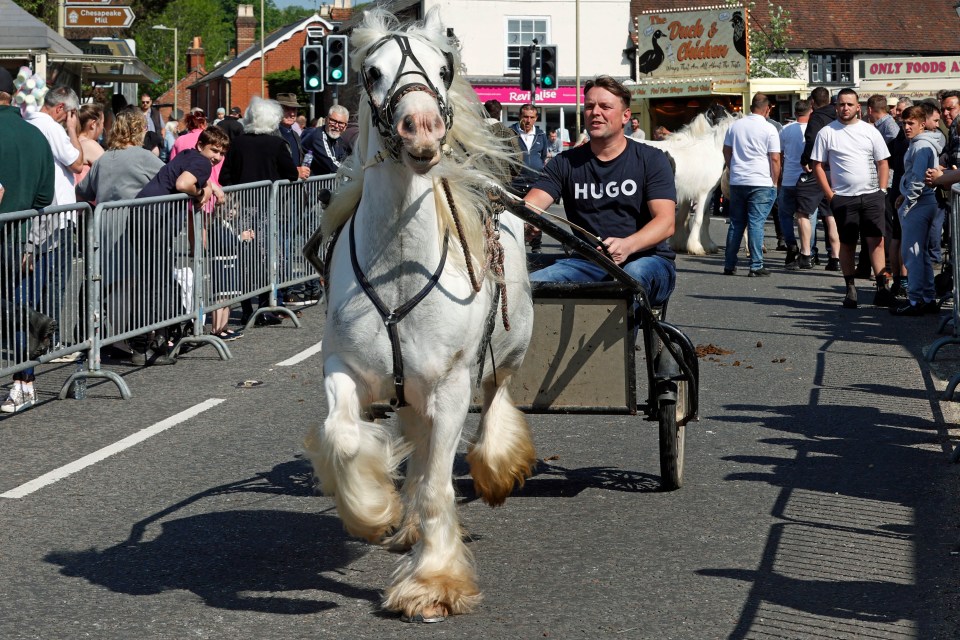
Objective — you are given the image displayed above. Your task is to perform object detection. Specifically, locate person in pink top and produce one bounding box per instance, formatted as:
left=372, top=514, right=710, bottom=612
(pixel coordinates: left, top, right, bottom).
left=75, top=103, right=104, bottom=189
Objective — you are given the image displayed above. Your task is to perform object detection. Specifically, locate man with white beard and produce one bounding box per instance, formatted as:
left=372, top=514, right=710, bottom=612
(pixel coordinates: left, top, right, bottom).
left=306, top=104, right=352, bottom=176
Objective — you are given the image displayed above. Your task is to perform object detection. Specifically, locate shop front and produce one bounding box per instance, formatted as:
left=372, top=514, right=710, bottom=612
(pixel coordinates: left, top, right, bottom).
left=859, top=55, right=960, bottom=102
left=629, top=5, right=805, bottom=135
left=471, top=83, right=583, bottom=147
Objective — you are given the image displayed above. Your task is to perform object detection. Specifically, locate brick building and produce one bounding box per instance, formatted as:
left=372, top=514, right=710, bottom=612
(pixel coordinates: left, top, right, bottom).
left=155, top=37, right=207, bottom=122
left=187, top=4, right=351, bottom=116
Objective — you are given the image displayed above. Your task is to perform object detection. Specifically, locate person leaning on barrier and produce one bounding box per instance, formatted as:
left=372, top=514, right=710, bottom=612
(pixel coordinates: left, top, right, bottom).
left=0, top=67, right=57, bottom=413
left=130, top=127, right=229, bottom=366
left=305, top=104, right=352, bottom=177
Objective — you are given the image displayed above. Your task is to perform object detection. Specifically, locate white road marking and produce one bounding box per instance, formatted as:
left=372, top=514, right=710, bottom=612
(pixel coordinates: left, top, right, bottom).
left=276, top=340, right=323, bottom=367
left=1, top=398, right=225, bottom=500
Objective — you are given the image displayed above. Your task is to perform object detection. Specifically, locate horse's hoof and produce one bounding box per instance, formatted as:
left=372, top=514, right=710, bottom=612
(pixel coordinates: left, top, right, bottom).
left=400, top=611, right=446, bottom=623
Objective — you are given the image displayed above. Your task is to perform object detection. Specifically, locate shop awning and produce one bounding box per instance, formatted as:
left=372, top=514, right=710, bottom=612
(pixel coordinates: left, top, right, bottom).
left=46, top=52, right=160, bottom=84
left=858, top=78, right=942, bottom=101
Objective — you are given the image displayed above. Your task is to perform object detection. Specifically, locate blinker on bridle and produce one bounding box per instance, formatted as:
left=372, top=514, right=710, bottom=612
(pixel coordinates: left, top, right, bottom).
left=361, top=34, right=456, bottom=158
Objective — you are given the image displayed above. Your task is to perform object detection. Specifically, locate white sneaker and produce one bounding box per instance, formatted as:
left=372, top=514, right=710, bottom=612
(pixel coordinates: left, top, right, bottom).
left=51, top=350, right=81, bottom=363
left=1, top=387, right=35, bottom=413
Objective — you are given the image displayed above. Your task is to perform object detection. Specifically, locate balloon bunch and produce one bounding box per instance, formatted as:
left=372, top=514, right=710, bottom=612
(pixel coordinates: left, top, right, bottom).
left=12, top=66, right=48, bottom=115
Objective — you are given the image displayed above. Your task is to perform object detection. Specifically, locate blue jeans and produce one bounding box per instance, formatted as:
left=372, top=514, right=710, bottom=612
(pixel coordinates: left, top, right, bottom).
left=900, top=197, right=938, bottom=304
left=725, top=185, right=777, bottom=271
left=778, top=186, right=798, bottom=248
left=530, top=255, right=676, bottom=306
left=928, top=205, right=945, bottom=264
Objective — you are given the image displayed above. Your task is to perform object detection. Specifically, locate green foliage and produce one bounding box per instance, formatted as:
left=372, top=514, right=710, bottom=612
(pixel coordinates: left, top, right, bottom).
left=727, top=0, right=805, bottom=80
left=265, top=67, right=308, bottom=106
left=14, top=0, right=315, bottom=99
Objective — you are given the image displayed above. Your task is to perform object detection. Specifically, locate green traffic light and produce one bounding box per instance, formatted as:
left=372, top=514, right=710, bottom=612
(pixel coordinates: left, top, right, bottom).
left=543, top=77, right=553, bottom=87
left=308, top=77, right=320, bottom=88
left=331, top=69, right=343, bottom=81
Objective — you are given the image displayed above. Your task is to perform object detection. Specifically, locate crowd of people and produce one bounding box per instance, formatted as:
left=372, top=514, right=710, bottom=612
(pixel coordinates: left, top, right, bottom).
left=5, top=65, right=960, bottom=414
left=0, top=66, right=350, bottom=412
left=724, top=86, right=960, bottom=316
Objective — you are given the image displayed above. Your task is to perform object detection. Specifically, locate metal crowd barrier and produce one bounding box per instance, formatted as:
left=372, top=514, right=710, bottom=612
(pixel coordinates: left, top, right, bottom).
left=924, top=183, right=960, bottom=462
left=1, top=173, right=335, bottom=405
left=1, top=203, right=91, bottom=386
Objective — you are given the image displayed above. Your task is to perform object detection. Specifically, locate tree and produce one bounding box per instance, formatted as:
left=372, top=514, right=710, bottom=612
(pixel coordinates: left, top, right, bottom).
left=728, top=0, right=805, bottom=80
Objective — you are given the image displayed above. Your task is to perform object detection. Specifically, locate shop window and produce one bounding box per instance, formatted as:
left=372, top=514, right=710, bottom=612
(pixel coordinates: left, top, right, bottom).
left=809, top=54, right=853, bottom=85
left=505, top=18, right=549, bottom=74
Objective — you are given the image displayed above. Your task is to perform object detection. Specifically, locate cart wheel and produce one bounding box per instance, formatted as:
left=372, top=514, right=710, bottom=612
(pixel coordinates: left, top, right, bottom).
left=658, top=379, right=687, bottom=490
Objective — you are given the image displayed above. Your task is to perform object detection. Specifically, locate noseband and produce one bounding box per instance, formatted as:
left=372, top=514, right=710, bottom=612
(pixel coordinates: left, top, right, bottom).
left=362, top=34, right=455, bottom=159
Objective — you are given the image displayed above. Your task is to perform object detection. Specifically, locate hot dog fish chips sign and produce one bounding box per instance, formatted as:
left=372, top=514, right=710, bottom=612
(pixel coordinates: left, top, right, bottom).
left=635, top=5, right=748, bottom=91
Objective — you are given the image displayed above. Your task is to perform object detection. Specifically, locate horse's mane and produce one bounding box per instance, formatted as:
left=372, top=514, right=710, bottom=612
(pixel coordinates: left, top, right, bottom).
left=322, top=8, right=517, bottom=274
left=656, top=109, right=739, bottom=149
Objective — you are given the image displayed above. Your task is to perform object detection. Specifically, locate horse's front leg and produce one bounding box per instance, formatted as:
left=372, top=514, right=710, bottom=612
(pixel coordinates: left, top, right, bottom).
left=384, top=366, right=480, bottom=622
left=384, top=407, right=429, bottom=552
left=304, top=357, right=403, bottom=542
left=698, top=186, right=719, bottom=254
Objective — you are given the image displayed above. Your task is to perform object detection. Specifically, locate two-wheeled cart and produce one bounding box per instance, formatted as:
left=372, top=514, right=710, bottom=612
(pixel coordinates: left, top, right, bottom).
left=505, top=202, right=700, bottom=490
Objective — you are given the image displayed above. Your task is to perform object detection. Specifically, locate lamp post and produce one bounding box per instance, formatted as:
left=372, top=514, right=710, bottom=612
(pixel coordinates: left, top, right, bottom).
left=153, top=24, right=178, bottom=122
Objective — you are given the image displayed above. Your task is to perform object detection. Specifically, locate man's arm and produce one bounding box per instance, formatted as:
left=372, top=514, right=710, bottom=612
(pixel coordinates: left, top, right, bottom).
left=64, top=109, right=84, bottom=174
left=723, top=144, right=733, bottom=167
left=811, top=160, right=833, bottom=201
left=602, top=199, right=675, bottom=265
left=523, top=187, right=555, bottom=212
left=876, top=158, right=889, bottom=193
left=769, top=152, right=781, bottom=188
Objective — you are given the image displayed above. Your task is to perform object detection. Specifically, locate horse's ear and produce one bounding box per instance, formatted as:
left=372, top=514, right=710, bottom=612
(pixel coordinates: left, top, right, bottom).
left=423, top=6, right=444, bottom=36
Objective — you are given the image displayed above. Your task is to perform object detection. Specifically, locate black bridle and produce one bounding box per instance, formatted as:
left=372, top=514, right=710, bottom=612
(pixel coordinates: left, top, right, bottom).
left=361, top=34, right=455, bottom=159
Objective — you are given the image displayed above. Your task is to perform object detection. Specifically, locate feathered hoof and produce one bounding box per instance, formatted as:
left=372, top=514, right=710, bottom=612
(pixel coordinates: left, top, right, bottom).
left=466, top=441, right=537, bottom=507
left=685, top=242, right=708, bottom=256
left=383, top=519, right=420, bottom=553
left=384, top=573, right=480, bottom=621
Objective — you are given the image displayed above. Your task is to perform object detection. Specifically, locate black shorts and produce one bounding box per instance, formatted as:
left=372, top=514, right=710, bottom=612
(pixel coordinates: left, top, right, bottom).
left=830, top=190, right=886, bottom=244
left=886, top=191, right=901, bottom=241
left=795, top=171, right=829, bottom=217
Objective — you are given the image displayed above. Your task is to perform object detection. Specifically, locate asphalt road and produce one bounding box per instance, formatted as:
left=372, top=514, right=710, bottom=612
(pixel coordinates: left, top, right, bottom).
left=1, top=215, right=959, bottom=639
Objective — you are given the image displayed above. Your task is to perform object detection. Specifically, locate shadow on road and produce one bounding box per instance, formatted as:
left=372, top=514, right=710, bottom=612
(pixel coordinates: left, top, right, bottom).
left=45, top=459, right=379, bottom=614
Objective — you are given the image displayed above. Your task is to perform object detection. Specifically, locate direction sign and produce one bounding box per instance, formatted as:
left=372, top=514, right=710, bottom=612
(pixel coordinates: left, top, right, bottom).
left=65, top=6, right=135, bottom=28
left=63, top=0, right=114, bottom=4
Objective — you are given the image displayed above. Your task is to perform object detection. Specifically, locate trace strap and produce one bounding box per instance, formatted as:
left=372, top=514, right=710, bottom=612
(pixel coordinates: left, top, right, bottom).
left=348, top=215, right=450, bottom=408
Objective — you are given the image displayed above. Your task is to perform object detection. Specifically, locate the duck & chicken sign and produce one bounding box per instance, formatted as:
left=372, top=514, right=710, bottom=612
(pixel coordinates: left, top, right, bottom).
left=633, top=5, right=749, bottom=96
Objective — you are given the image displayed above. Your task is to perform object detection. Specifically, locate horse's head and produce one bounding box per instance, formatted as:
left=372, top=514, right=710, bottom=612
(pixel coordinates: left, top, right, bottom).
left=358, top=8, right=455, bottom=174
left=704, top=103, right=731, bottom=126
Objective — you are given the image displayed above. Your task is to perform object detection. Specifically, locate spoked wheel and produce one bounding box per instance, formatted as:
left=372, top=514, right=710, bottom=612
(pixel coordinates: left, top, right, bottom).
left=658, top=378, right=687, bottom=491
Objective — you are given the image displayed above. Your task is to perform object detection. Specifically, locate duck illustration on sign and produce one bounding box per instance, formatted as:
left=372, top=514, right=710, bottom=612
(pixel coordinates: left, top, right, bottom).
left=637, top=29, right=666, bottom=75
left=731, top=11, right=747, bottom=58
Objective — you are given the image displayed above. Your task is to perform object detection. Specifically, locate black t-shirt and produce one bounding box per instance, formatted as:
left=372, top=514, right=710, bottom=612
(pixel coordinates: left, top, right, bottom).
left=533, top=139, right=677, bottom=261
left=137, top=148, right=213, bottom=199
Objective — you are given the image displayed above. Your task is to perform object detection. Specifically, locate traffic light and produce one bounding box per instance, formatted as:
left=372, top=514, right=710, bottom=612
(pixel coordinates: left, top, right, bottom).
left=325, top=34, right=349, bottom=86
left=520, top=45, right=538, bottom=92
left=301, top=43, right=324, bottom=92
left=539, top=45, right=558, bottom=89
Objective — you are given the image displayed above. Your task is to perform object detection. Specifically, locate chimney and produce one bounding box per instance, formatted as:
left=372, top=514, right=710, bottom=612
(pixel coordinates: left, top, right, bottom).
left=236, top=4, right=256, bottom=54
left=186, top=36, right=205, bottom=74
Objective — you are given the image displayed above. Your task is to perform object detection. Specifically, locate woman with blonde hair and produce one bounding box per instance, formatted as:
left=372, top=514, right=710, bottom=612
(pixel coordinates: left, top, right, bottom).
left=76, top=108, right=166, bottom=354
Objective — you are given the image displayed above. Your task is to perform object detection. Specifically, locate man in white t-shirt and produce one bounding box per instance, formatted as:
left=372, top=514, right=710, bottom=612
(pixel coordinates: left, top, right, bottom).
left=811, top=88, right=891, bottom=309
left=23, top=86, right=84, bottom=361
left=722, top=93, right=781, bottom=276
left=780, top=99, right=815, bottom=270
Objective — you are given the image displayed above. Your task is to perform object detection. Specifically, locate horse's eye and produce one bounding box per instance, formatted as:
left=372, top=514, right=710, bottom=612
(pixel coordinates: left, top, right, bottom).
left=367, top=66, right=382, bottom=82
left=439, top=66, right=450, bottom=84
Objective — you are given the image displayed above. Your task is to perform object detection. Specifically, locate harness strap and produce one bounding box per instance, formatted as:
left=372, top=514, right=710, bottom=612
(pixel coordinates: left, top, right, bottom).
left=348, top=215, right=450, bottom=408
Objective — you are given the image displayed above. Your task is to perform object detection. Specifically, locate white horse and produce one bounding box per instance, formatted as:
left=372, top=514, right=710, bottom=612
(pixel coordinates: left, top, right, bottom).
left=304, top=8, right=536, bottom=622
left=641, top=105, right=739, bottom=255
